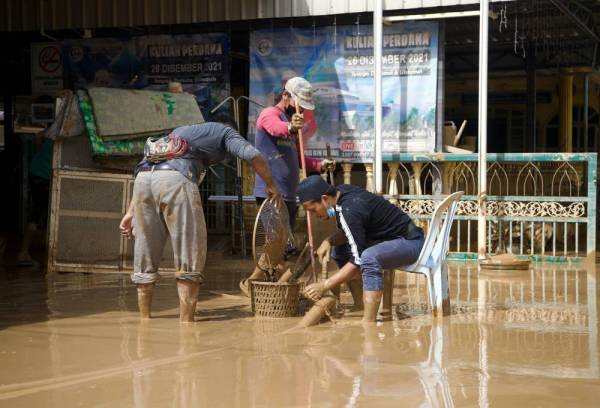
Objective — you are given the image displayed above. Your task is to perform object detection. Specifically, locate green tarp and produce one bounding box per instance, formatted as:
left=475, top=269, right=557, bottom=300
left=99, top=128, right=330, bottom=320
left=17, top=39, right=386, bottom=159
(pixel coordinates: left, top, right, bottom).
left=77, top=90, right=146, bottom=157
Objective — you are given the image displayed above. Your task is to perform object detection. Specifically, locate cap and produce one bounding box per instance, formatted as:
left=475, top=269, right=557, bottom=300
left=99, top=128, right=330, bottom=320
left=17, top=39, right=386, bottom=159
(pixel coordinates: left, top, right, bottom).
left=297, top=175, right=336, bottom=203
left=284, top=77, right=315, bottom=110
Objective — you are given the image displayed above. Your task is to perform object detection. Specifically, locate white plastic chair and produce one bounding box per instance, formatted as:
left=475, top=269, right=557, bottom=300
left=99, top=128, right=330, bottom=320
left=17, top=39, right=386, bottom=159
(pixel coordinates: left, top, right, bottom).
left=389, top=191, right=464, bottom=317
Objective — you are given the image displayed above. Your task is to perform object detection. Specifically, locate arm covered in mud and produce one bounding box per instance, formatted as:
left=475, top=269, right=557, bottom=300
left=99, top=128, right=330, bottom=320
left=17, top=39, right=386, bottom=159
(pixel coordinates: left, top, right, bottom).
left=305, top=230, right=356, bottom=302
left=304, top=262, right=360, bottom=302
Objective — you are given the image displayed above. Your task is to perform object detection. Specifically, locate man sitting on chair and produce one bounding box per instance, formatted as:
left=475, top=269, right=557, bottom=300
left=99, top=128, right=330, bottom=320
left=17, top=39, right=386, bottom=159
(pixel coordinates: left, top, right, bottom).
left=299, top=175, right=425, bottom=322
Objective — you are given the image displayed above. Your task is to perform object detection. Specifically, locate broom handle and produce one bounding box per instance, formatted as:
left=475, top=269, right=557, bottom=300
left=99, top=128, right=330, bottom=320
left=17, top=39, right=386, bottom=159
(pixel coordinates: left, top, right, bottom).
left=296, top=110, right=308, bottom=180
left=295, top=98, right=317, bottom=281
left=326, top=143, right=334, bottom=186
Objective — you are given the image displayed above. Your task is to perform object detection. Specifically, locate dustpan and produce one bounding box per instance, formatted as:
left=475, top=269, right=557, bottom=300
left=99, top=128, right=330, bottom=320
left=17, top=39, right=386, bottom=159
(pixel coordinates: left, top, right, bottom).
left=479, top=253, right=531, bottom=270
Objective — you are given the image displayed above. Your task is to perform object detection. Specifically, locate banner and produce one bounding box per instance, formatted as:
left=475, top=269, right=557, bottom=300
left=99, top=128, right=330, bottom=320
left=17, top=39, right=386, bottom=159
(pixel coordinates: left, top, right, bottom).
left=135, top=33, right=230, bottom=119
left=249, top=21, right=439, bottom=161
left=62, top=38, right=138, bottom=88
left=62, top=34, right=230, bottom=119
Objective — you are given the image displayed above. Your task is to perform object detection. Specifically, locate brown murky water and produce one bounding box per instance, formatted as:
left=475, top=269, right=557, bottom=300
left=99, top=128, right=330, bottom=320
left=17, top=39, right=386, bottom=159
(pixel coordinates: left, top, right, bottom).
left=0, top=262, right=598, bottom=407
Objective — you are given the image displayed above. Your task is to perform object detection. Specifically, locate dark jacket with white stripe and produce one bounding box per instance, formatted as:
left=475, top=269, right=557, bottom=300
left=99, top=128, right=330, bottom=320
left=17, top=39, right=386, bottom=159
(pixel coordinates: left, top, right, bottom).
left=334, top=185, right=422, bottom=265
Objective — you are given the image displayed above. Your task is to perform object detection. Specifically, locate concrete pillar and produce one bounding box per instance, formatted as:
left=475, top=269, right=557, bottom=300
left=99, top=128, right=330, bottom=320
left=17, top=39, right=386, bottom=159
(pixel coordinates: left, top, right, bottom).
left=442, top=162, right=455, bottom=194
left=410, top=163, right=423, bottom=196
left=560, top=74, right=574, bottom=153
left=342, top=163, right=353, bottom=185
left=387, top=162, right=400, bottom=205
left=364, top=163, right=375, bottom=192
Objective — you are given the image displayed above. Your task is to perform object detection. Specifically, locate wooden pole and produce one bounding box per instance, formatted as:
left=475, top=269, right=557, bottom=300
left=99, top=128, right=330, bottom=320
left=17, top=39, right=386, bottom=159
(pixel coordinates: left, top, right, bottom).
left=295, top=98, right=316, bottom=280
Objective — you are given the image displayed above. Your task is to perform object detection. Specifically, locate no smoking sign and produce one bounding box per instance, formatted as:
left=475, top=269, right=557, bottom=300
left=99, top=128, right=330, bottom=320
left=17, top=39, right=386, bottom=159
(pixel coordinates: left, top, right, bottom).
left=38, top=45, right=61, bottom=73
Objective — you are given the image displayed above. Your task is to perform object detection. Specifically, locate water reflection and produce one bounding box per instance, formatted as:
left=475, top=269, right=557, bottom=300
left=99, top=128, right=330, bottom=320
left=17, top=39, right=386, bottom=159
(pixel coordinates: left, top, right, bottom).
left=0, top=264, right=597, bottom=407
left=394, top=263, right=598, bottom=406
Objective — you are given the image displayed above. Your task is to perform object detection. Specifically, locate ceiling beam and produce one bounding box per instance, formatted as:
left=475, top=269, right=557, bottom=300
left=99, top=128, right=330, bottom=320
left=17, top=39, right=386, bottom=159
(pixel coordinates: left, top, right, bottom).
left=549, top=0, right=600, bottom=44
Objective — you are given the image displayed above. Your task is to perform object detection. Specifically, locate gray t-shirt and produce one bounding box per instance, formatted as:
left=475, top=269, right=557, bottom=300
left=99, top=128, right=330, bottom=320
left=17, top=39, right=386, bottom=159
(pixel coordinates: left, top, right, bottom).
left=136, top=122, right=260, bottom=184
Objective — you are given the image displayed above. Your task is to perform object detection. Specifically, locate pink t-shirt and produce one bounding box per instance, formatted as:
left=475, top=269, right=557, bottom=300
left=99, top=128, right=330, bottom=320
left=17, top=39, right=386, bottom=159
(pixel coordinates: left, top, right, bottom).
left=255, top=107, right=320, bottom=173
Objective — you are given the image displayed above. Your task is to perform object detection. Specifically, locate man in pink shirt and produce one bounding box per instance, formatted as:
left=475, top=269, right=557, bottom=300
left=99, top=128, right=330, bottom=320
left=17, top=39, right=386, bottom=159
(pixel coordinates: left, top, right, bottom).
left=241, top=77, right=333, bottom=295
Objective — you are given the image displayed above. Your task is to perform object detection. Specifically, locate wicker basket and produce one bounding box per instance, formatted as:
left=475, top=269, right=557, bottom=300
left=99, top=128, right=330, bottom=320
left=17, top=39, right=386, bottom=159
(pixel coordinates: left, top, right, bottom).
left=250, top=281, right=301, bottom=318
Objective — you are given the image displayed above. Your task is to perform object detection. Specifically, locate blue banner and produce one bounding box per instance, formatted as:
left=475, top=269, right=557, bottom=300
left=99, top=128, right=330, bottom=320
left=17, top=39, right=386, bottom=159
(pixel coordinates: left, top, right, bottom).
left=62, top=33, right=230, bottom=119
left=249, top=21, right=439, bottom=162
left=136, top=33, right=230, bottom=119
left=62, top=38, right=138, bottom=88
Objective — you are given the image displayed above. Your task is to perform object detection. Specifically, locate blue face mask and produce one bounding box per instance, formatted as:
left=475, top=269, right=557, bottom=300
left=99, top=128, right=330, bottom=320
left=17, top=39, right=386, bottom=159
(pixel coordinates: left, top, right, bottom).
left=326, top=206, right=336, bottom=218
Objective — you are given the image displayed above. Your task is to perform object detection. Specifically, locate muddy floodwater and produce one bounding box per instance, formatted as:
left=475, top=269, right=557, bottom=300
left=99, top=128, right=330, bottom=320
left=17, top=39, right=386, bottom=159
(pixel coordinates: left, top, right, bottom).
left=0, top=261, right=598, bottom=407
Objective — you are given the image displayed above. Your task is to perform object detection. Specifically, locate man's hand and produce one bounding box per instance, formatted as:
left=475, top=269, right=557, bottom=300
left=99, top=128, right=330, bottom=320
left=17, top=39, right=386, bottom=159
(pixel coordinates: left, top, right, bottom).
left=316, top=239, right=332, bottom=265
left=119, top=211, right=134, bottom=239
left=257, top=253, right=270, bottom=272
left=320, top=159, right=336, bottom=173
left=304, top=280, right=329, bottom=302
left=266, top=183, right=283, bottom=208
left=289, top=113, right=304, bottom=133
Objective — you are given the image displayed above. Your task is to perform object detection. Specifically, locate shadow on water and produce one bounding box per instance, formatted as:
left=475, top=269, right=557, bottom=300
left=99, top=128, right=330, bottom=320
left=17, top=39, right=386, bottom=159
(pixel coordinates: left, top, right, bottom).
left=0, top=263, right=228, bottom=330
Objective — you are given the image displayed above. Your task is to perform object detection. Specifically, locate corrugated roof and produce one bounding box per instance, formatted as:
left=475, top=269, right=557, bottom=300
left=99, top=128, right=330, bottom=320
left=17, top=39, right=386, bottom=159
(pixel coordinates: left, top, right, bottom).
left=1, top=0, right=509, bottom=32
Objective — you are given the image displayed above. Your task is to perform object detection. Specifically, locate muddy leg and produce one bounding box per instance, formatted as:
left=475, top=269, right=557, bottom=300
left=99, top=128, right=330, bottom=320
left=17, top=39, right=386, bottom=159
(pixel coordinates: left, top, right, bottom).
left=137, top=283, right=155, bottom=319
left=177, top=280, right=200, bottom=323
left=362, top=290, right=383, bottom=323
left=379, top=270, right=394, bottom=321
left=348, top=277, right=364, bottom=311
left=158, top=172, right=206, bottom=320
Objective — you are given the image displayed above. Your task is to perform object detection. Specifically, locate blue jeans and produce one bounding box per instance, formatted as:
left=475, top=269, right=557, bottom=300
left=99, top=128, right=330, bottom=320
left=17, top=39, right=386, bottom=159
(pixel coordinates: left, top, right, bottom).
left=331, top=236, right=425, bottom=291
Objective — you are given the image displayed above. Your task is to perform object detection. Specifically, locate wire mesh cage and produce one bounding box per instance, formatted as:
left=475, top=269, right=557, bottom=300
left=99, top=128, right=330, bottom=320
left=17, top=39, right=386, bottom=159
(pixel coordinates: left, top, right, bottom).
left=252, top=199, right=291, bottom=273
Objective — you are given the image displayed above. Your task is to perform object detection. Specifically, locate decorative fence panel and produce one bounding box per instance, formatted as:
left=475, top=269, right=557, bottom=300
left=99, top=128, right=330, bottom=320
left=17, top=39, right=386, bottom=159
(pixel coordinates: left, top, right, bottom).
left=339, top=153, right=597, bottom=261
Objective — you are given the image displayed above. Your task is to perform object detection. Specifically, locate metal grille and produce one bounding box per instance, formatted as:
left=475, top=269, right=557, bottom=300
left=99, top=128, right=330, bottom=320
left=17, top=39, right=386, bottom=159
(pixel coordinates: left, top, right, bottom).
left=49, top=163, right=236, bottom=273
left=48, top=170, right=129, bottom=273
left=59, top=177, right=123, bottom=212
left=55, top=216, right=121, bottom=264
